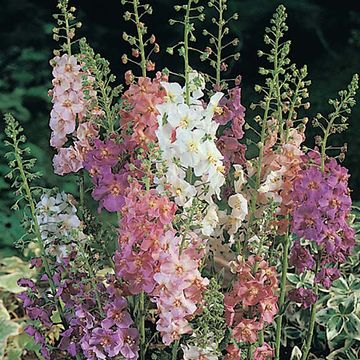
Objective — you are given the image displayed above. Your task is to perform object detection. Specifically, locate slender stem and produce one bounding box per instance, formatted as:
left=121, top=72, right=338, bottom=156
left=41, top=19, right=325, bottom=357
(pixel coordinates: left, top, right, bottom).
left=259, top=329, right=264, bottom=345
left=172, top=339, right=179, bottom=360
left=273, top=29, right=283, bottom=139
left=139, top=291, right=146, bottom=360
left=64, top=6, right=72, bottom=56
left=242, top=83, right=273, bottom=253
left=247, top=344, right=253, bottom=360
left=77, top=241, right=104, bottom=316
left=78, top=171, right=85, bottom=218
left=13, top=141, right=68, bottom=328
left=184, top=0, right=192, bottom=105
left=274, top=226, right=290, bottom=360
left=300, top=261, right=319, bottom=360
left=215, top=0, right=223, bottom=87
left=133, top=0, right=147, bottom=77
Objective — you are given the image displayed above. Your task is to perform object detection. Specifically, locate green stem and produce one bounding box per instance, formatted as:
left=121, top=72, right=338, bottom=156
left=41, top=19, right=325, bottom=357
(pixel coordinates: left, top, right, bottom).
left=215, top=0, right=224, bottom=87
left=133, top=0, right=147, bottom=77
left=300, top=261, right=319, bottom=360
left=274, top=227, right=290, bottom=360
left=139, top=291, right=146, bottom=360
left=78, top=171, right=85, bottom=219
left=64, top=6, right=72, bottom=56
left=184, top=0, right=192, bottom=105
left=172, top=339, right=179, bottom=360
left=273, top=29, right=283, bottom=139
left=259, top=329, right=264, bottom=345
left=13, top=141, right=68, bottom=328
left=77, top=241, right=104, bottom=316
left=242, top=83, right=273, bottom=253
left=247, top=344, right=253, bottom=360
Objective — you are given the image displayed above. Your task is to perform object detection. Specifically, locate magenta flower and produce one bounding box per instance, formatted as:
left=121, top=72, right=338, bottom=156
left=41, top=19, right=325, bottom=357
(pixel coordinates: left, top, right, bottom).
left=315, top=268, right=341, bottom=289
left=288, top=288, right=317, bottom=309
left=92, top=172, right=127, bottom=212
left=289, top=241, right=315, bottom=273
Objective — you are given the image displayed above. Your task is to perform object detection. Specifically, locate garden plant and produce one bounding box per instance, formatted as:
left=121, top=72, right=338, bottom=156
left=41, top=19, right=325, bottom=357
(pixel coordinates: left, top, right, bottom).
left=1, top=0, right=360, bottom=359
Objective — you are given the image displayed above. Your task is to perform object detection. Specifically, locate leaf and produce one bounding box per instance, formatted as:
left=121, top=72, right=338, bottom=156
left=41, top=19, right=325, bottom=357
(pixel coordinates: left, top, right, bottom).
left=4, top=348, right=22, bottom=360
left=0, top=273, right=25, bottom=294
left=0, top=301, right=10, bottom=321
left=344, top=314, right=360, bottom=340
left=0, top=257, right=28, bottom=274
left=287, top=273, right=300, bottom=284
left=332, top=278, right=350, bottom=295
left=317, top=307, right=337, bottom=326
left=328, top=295, right=347, bottom=309
left=342, top=295, right=357, bottom=315
left=284, top=326, right=303, bottom=339
left=0, top=301, right=21, bottom=359
left=326, top=315, right=344, bottom=342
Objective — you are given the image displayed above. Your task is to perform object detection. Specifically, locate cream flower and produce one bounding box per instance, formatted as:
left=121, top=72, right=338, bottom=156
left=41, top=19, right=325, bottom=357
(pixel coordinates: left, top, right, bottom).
left=228, top=193, right=248, bottom=220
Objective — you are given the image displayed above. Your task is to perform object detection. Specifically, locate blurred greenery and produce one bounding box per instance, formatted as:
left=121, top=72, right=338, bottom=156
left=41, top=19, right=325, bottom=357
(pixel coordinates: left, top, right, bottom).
left=1, top=0, right=360, bottom=256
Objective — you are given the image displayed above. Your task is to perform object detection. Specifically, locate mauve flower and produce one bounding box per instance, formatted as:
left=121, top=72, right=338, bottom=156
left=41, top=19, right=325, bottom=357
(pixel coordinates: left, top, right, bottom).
left=89, top=327, right=122, bottom=358
left=253, top=342, right=274, bottom=360
left=289, top=241, right=315, bottom=273
left=92, top=172, right=127, bottom=212
left=232, top=318, right=261, bottom=343
left=224, top=344, right=241, bottom=360
left=119, top=328, right=139, bottom=359
left=102, top=297, right=133, bottom=329
left=315, top=268, right=341, bottom=289
left=288, top=288, right=317, bottom=309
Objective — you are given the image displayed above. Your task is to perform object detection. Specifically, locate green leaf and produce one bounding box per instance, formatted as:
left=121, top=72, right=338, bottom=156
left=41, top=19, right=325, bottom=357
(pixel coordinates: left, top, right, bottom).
left=287, top=273, right=300, bottom=284
left=332, top=278, right=350, bottom=295
left=0, top=273, right=25, bottom=294
left=4, top=348, right=22, bottom=360
left=328, top=295, right=347, bottom=309
left=0, top=301, right=21, bottom=358
left=341, top=295, right=357, bottom=315
left=327, top=315, right=345, bottom=342
left=344, top=314, right=360, bottom=340
left=284, top=326, right=303, bottom=339
left=317, top=307, right=337, bottom=326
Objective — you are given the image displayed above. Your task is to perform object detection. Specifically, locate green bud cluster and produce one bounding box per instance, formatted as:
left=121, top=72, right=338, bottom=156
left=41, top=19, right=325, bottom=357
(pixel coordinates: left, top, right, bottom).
left=52, top=0, right=80, bottom=56
left=121, top=0, right=159, bottom=77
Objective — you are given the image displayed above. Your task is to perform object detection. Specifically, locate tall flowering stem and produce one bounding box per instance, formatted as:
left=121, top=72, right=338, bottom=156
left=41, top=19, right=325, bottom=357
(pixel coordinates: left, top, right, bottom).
left=4, top=114, right=68, bottom=328
left=245, top=6, right=288, bottom=249
left=300, top=75, right=359, bottom=360
left=133, top=0, right=147, bottom=77
left=121, top=0, right=158, bottom=77
left=274, top=226, right=290, bottom=360
left=183, top=0, right=192, bottom=104
left=203, top=0, right=240, bottom=89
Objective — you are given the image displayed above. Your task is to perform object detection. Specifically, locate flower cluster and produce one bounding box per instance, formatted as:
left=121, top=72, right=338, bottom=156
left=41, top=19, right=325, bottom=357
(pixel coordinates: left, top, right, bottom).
left=114, top=181, right=177, bottom=295
left=35, top=192, right=83, bottom=259
left=155, top=78, right=225, bottom=203
left=291, top=155, right=354, bottom=263
left=224, top=256, right=278, bottom=347
left=49, top=54, right=99, bottom=175
left=259, top=127, right=305, bottom=233
left=152, top=230, right=209, bottom=345
left=58, top=274, right=139, bottom=360
left=214, top=86, right=246, bottom=172
left=84, top=139, right=129, bottom=212
left=120, top=74, right=166, bottom=150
